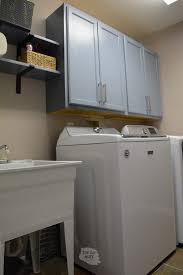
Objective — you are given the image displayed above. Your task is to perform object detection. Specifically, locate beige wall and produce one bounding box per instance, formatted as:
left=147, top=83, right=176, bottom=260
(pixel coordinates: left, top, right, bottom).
left=143, top=22, right=183, bottom=135
left=0, top=0, right=152, bottom=160
left=30, top=0, right=140, bottom=39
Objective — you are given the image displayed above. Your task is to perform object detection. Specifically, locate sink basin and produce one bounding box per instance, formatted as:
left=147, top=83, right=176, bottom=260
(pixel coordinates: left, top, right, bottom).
left=0, top=160, right=34, bottom=170
left=0, top=160, right=81, bottom=172
left=0, top=159, right=81, bottom=242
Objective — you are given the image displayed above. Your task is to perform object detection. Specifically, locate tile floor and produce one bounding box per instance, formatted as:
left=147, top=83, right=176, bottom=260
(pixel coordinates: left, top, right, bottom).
left=35, top=248, right=183, bottom=275
left=33, top=257, right=91, bottom=275
left=153, top=248, right=183, bottom=274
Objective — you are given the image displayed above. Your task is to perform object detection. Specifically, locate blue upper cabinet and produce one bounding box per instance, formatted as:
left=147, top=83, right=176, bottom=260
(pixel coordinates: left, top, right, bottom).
left=67, top=6, right=100, bottom=107
left=143, top=48, right=161, bottom=117
left=124, top=36, right=147, bottom=115
left=124, top=37, right=162, bottom=117
left=46, top=4, right=162, bottom=118
left=67, top=6, right=127, bottom=112
left=97, top=23, right=127, bottom=112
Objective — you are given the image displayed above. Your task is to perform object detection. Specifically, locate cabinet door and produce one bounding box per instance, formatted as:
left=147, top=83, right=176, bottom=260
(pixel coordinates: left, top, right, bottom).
left=98, top=23, right=127, bottom=112
left=67, top=6, right=100, bottom=107
left=144, top=48, right=162, bottom=117
left=124, top=37, right=146, bottom=115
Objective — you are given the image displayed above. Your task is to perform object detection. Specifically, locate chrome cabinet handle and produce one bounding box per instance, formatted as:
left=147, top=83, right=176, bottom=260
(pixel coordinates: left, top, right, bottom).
left=145, top=96, right=149, bottom=114
left=148, top=96, right=152, bottom=113
left=102, top=83, right=107, bottom=104
left=97, top=82, right=102, bottom=104
left=145, top=96, right=151, bottom=114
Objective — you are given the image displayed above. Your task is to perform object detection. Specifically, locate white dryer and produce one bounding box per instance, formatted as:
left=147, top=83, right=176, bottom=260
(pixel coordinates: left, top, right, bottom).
left=57, top=126, right=176, bottom=275
left=169, top=136, right=183, bottom=245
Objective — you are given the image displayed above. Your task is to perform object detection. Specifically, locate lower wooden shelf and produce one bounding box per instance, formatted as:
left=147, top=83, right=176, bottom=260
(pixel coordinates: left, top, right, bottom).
left=0, top=57, right=61, bottom=94
left=25, top=65, right=60, bottom=81
left=0, top=58, right=61, bottom=81
left=0, top=58, right=29, bottom=75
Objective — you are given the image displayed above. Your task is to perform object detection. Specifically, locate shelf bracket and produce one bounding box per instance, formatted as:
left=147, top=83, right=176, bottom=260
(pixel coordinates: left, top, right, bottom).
left=16, top=65, right=34, bottom=94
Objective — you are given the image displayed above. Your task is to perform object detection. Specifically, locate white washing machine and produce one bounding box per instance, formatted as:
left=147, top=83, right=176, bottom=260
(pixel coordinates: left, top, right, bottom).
left=169, top=136, right=183, bottom=245
left=57, top=126, right=176, bottom=275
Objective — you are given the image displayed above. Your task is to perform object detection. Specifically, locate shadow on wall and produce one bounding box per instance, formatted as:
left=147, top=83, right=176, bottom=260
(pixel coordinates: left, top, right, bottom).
left=0, top=73, right=50, bottom=160
left=0, top=0, right=158, bottom=161
left=0, top=73, right=91, bottom=160
left=0, top=71, right=152, bottom=161
left=0, top=71, right=155, bottom=160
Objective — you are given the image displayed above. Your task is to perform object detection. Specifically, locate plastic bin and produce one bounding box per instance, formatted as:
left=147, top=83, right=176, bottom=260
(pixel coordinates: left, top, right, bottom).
left=0, top=0, right=34, bottom=31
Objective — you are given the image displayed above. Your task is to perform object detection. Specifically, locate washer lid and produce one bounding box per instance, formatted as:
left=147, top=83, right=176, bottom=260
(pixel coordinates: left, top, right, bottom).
left=169, top=135, right=183, bottom=140
left=57, top=127, right=122, bottom=146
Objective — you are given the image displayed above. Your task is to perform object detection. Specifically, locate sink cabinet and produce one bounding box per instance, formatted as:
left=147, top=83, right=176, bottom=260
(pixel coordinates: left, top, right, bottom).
left=46, top=4, right=161, bottom=118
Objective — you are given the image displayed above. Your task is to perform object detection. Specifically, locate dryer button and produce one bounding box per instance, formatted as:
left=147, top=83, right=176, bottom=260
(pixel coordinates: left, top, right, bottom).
left=124, top=150, right=130, bottom=158
left=143, top=128, right=148, bottom=135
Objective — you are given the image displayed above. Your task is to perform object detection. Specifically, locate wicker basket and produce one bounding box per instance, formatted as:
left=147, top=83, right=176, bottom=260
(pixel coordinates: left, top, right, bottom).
left=21, top=51, right=56, bottom=70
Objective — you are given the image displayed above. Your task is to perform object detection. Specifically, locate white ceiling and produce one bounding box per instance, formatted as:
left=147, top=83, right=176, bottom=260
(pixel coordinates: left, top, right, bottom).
left=32, top=0, right=183, bottom=39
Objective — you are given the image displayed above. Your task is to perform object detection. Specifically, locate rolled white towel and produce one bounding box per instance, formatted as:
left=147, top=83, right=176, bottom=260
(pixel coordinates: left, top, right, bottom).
left=0, top=32, right=7, bottom=57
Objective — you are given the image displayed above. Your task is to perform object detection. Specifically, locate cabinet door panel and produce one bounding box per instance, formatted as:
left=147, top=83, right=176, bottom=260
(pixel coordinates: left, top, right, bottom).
left=144, top=49, right=161, bottom=117
left=98, top=23, right=127, bottom=112
left=67, top=6, right=100, bottom=107
left=124, top=37, right=146, bottom=115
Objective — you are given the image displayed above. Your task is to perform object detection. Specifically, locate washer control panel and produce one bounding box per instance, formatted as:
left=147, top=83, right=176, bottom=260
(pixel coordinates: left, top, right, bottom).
left=121, top=125, right=162, bottom=138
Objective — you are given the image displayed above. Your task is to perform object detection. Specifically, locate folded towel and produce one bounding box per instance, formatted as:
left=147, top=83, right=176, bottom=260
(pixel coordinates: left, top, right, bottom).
left=0, top=32, right=7, bottom=57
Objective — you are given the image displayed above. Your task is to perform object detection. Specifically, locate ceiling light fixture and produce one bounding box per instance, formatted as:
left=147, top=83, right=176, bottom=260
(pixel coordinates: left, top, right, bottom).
left=163, top=0, right=179, bottom=5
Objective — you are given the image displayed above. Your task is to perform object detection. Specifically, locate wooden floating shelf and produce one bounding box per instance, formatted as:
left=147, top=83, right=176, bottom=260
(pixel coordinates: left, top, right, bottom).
left=21, top=33, right=60, bottom=56
left=0, top=20, right=61, bottom=93
left=0, top=58, right=61, bottom=81
left=0, top=58, right=29, bottom=74
left=0, top=20, right=60, bottom=48
left=0, top=20, right=28, bottom=45
left=28, top=33, right=60, bottom=47
left=25, top=65, right=60, bottom=81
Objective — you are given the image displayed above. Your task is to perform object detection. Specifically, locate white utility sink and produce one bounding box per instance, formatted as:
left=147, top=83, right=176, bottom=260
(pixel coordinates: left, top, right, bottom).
left=0, top=159, right=82, bottom=275
left=0, top=159, right=81, bottom=171
left=0, top=160, right=34, bottom=170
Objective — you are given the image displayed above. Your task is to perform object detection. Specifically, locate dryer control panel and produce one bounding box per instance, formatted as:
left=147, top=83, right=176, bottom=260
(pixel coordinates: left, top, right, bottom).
left=121, top=125, right=163, bottom=138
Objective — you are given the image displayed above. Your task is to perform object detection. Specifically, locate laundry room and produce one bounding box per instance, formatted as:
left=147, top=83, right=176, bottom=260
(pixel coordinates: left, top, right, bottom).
left=0, top=0, right=182, bottom=274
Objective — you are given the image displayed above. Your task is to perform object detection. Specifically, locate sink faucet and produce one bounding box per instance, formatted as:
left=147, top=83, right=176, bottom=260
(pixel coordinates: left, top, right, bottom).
left=0, top=145, right=10, bottom=163
left=0, top=145, right=8, bottom=151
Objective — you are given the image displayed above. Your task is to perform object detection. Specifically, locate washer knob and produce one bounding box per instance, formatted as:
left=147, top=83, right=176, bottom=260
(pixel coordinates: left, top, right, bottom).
left=93, top=127, right=102, bottom=133
left=143, top=128, right=148, bottom=135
